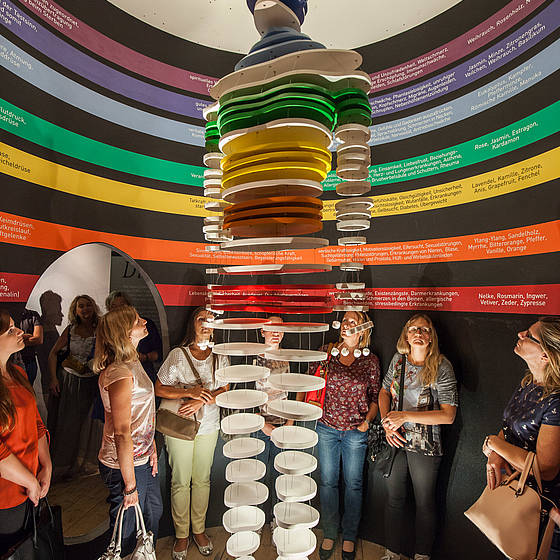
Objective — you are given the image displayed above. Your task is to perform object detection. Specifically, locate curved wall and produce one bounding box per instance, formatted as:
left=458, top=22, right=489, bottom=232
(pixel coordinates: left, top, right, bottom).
left=0, top=0, right=558, bottom=557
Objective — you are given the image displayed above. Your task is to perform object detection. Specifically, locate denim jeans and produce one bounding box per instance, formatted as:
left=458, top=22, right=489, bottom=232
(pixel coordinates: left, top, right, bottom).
left=99, top=460, right=163, bottom=557
left=385, top=449, right=442, bottom=556
left=255, top=428, right=283, bottom=521
left=316, top=421, right=368, bottom=542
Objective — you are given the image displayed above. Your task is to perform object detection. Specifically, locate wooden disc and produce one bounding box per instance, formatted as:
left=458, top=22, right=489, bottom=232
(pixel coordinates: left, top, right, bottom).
left=225, top=216, right=322, bottom=237
left=336, top=180, right=371, bottom=196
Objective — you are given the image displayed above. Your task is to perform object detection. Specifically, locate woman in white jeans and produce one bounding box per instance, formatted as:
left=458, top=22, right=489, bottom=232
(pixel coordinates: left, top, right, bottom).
left=155, top=307, right=229, bottom=560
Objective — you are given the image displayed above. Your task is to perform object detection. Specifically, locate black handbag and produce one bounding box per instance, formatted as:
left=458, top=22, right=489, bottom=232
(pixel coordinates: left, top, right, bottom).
left=1, top=499, right=65, bottom=560
left=368, top=354, right=406, bottom=478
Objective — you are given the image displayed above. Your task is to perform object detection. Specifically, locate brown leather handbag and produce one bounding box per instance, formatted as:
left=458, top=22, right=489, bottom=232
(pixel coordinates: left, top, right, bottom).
left=155, top=348, right=214, bottom=441
left=465, top=451, right=556, bottom=560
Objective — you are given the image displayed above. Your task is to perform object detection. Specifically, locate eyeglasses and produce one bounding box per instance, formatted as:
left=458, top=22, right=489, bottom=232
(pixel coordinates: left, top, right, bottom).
left=524, top=331, right=541, bottom=345
left=408, top=326, right=431, bottom=335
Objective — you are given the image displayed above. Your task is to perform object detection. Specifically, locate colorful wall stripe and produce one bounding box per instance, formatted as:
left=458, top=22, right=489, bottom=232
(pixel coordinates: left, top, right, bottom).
left=1, top=210, right=557, bottom=267
left=369, top=0, right=548, bottom=92
left=370, top=1, right=559, bottom=115
left=1, top=0, right=210, bottom=119
left=0, top=97, right=204, bottom=186
left=16, top=0, right=218, bottom=95
left=0, top=35, right=205, bottom=145
left=371, top=39, right=560, bottom=144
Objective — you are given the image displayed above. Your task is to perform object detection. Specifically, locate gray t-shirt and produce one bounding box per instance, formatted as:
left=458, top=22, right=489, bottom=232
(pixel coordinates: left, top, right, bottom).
left=382, top=353, right=458, bottom=456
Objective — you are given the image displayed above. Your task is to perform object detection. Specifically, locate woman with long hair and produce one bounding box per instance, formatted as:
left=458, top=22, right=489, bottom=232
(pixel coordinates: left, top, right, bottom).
left=94, top=305, right=162, bottom=557
left=379, top=313, right=458, bottom=560
left=47, top=294, right=101, bottom=477
left=0, top=309, right=51, bottom=554
left=313, top=311, right=381, bottom=560
left=482, top=316, right=560, bottom=558
left=155, top=307, right=229, bottom=560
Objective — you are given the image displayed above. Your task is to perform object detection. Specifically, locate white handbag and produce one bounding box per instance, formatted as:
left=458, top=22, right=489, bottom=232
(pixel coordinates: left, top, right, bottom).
left=98, top=503, right=157, bottom=560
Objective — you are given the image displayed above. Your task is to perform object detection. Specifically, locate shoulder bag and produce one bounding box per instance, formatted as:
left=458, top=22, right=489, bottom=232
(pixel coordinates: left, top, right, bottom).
left=368, top=354, right=406, bottom=478
left=98, top=503, right=156, bottom=560
left=155, top=347, right=214, bottom=441
left=304, top=343, right=334, bottom=408
left=465, top=451, right=556, bottom=560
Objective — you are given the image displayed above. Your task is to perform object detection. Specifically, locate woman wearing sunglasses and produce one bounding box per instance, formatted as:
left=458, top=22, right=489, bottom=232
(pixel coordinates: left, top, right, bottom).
left=378, top=313, right=458, bottom=560
left=482, top=316, right=560, bottom=559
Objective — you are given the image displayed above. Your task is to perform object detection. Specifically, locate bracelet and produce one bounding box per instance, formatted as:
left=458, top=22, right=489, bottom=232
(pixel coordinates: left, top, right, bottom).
left=123, top=486, right=137, bottom=496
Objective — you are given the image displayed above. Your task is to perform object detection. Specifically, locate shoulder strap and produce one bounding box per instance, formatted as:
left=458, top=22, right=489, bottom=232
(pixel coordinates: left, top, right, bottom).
left=397, top=354, right=406, bottom=411
left=179, top=346, right=204, bottom=386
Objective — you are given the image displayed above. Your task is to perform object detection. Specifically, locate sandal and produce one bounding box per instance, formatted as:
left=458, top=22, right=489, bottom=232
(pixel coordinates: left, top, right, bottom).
left=171, top=538, right=189, bottom=560
left=193, top=534, right=213, bottom=556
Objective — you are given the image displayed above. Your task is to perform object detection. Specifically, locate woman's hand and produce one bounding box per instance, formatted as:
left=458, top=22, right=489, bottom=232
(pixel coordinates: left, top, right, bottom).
left=261, top=422, right=275, bottom=437
left=357, top=421, right=369, bottom=432
left=384, top=426, right=406, bottom=448
left=188, top=386, right=213, bottom=403
left=149, top=443, right=158, bottom=477
left=178, top=399, right=204, bottom=417
left=123, top=489, right=138, bottom=509
left=486, top=451, right=512, bottom=490
left=382, top=411, right=407, bottom=431
left=26, top=477, right=42, bottom=506
left=36, top=466, right=52, bottom=498
left=49, top=377, right=60, bottom=396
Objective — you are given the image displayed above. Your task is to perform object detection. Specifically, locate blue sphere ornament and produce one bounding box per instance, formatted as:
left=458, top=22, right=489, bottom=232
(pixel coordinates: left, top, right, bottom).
left=247, top=0, right=308, bottom=24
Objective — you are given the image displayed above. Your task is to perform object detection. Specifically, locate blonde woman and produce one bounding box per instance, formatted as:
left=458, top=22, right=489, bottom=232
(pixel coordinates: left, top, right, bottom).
left=47, top=294, right=100, bottom=477
left=313, top=311, right=381, bottom=560
left=0, top=310, right=51, bottom=555
left=379, top=313, right=458, bottom=560
left=155, top=307, right=229, bottom=560
left=94, top=306, right=161, bottom=557
left=482, top=316, right=560, bottom=559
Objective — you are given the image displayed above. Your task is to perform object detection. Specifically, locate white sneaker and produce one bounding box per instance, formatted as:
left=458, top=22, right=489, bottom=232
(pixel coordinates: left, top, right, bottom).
left=380, top=550, right=400, bottom=560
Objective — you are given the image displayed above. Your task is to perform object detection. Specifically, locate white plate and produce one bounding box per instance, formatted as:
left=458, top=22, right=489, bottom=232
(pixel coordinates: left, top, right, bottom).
left=203, top=318, right=269, bottom=330
left=338, top=236, right=367, bottom=246
left=339, top=262, right=364, bottom=271
left=224, top=482, right=269, bottom=507
left=206, top=264, right=332, bottom=275
left=219, top=237, right=329, bottom=252
left=271, top=426, right=318, bottom=450
left=273, top=527, right=317, bottom=558
left=273, top=502, right=320, bottom=530
left=226, top=459, right=266, bottom=482
left=216, top=365, right=270, bottom=383
left=267, top=373, right=325, bottom=393
left=226, top=530, right=260, bottom=557
left=223, top=437, right=266, bottom=459
left=221, top=413, right=265, bottom=435
left=262, top=322, right=329, bottom=333
left=274, top=451, right=317, bottom=476
left=276, top=475, right=317, bottom=502
left=264, top=349, right=327, bottom=362
left=212, top=342, right=271, bottom=356
left=216, top=389, right=268, bottom=410
left=266, top=400, right=323, bottom=422
left=336, top=219, right=370, bottom=231
left=223, top=506, right=265, bottom=533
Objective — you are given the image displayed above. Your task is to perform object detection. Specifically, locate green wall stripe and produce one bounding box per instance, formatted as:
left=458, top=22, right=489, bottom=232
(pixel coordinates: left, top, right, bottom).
left=0, top=97, right=203, bottom=186
left=323, top=102, right=560, bottom=190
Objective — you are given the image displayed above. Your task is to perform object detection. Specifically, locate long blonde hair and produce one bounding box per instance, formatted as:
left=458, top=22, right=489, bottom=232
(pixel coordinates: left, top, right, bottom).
left=93, top=306, right=138, bottom=373
left=396, top=313, right=443, bottom=387
left=339, top=311, right=372, bottom=349
left=521, top=316, right=560, bottom=399
left=0, top=310, right=33, bottom=434
left=68, top=294, right=100, bottom=326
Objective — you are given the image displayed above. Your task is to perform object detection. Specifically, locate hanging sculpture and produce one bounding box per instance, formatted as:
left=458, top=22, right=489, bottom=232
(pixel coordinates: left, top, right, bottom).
left=201, top=1, right=373, bottom=557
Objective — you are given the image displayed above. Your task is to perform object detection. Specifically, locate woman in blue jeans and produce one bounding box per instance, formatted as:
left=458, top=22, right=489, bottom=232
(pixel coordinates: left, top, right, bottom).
left=93, top=306, right=162, bottom=556
left=313, top=311, right=380, bottom=560
left=482, top=316, right=560, bottom=560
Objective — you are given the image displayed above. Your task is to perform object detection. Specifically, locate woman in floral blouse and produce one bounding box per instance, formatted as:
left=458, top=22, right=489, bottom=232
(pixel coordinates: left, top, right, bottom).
left=483, top=316, right=560, bottom=559
left=313, top=311, right=380, bottom=560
